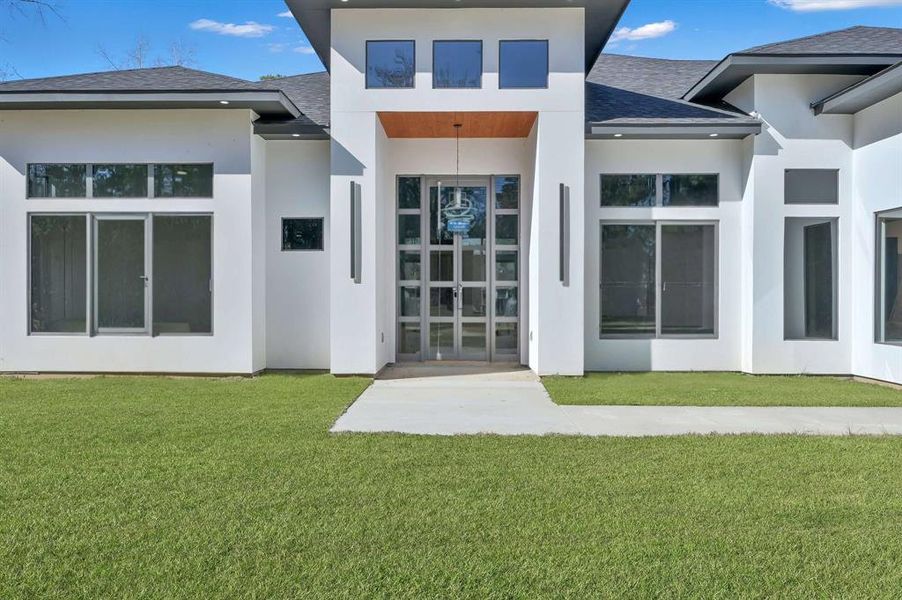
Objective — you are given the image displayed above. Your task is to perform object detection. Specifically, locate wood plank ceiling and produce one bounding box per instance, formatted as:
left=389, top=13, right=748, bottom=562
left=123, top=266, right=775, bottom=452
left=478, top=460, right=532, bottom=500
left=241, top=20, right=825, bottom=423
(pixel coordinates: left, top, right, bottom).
left=377, top=111, right=538, bottom=138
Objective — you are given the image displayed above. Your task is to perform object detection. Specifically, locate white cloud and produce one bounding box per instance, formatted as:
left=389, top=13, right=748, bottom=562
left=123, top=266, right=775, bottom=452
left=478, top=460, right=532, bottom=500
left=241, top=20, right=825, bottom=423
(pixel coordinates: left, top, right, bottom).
left=277, top=10, right=293, bottom=18
left=610, top=20, right=677, bottom=43
left=293, top=45, right=316, bottom=55
left=769, top=0, right=902, bottom=10
left=189, top=19, right=275, bottom=38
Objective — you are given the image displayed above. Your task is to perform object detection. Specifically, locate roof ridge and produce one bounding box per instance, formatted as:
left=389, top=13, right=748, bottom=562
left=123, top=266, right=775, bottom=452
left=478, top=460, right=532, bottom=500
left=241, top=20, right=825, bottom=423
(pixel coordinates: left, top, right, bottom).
left=0, top=65, right=253, bottom=87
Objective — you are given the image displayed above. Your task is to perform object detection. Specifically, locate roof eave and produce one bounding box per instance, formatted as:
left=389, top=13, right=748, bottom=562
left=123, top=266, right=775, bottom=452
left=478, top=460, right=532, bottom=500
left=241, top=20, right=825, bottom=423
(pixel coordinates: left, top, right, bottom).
left=683, top=53, right=902, bottom=103
left=0, top=90, right=301, bottom=118
left=588, top=121, right=762, bottom=140
left=812, top=61, right=902, bottom=115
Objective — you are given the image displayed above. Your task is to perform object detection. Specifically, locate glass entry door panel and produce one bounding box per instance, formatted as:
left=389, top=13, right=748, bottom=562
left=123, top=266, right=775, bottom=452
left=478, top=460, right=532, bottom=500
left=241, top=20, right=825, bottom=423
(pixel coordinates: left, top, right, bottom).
left=426, top=180, right=489, bottom=360
left=95, top=216, right=148, bottom=332
left=397, top=175, right=520, bottom=362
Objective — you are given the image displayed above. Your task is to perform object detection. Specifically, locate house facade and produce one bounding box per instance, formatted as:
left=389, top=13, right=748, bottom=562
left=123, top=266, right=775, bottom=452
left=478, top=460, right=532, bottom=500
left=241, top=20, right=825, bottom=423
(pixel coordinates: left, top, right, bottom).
left=0, top=1, right=900, bottom=383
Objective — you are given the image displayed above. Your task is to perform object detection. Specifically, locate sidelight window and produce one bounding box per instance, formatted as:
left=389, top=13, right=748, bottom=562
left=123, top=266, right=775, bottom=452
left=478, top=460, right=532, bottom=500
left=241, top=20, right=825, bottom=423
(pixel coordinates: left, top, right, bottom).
left=784, top=218, right=837, bottom=340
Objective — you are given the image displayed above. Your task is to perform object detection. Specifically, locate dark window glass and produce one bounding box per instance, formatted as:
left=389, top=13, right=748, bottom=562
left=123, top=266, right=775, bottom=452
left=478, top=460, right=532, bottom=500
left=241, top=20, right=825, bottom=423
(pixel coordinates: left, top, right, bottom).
left=601, top=224, right=656, bottom=336
left=367, top=41, right=415, bottom=88
left=601, top=175, right=656, bottom=207
left=93, top=164, right=148, bottom=198
left=398, top=323, right=421, bottom=354
left=153, top=216, right=213, bottom=334
left=880, top=216, right=902, bottom=343
left=496, top=214, right=518, bottom=246
left=96, top=219, right=146, bottom=330
left=785, top=169, right=839, bottom=205
left=495, top=176, right=519, bottom=209
left=398, top=177, right=421, bottom=209
left=663, top=174, right=718, bottom=207
left=804, top=222, right=834, bottom=339
left=661, top=225, right=717, bottom=336
left=282, top=218, right=324, bottom=251
left=154, top=164, right=213, bottom=198
left=30, top=215, right=87, bottom=333
left=399, top=251, right=421, bottom=281
left=499, top=40, right=548, bottom=89
left=27, top=164, right=86, bottom=198
left=433, top=41, right=482, bottom=88
left=398, top=214, right=420, bottom=245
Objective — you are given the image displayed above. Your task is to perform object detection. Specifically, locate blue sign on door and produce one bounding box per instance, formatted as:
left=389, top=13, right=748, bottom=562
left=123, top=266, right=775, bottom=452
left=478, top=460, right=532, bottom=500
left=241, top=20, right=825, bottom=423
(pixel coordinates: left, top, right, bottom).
left=446, top=219, right=471, bottom=233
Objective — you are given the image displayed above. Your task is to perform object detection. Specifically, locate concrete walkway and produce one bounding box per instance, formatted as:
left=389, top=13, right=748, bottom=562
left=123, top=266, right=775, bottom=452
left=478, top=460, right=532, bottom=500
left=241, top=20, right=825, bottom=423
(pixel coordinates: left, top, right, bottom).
left=331, top=365, right=902, bottom=437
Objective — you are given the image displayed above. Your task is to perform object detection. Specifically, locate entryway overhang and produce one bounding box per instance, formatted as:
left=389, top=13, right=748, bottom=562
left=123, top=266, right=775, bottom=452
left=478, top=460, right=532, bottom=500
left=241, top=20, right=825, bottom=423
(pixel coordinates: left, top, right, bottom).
left=378, top=111, right=538, bottom=138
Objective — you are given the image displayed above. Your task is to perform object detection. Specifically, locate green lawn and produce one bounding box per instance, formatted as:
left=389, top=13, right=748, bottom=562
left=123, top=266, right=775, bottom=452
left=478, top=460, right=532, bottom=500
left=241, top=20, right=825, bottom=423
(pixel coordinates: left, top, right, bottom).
left=545, top=372, right=902, bottom=407
left=2, top=374, right=901, bottom=598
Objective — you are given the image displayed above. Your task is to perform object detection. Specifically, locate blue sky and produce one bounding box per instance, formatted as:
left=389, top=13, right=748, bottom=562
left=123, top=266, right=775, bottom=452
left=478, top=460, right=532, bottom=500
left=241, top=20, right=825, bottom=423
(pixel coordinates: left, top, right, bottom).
left=2, top=0, right=902, bottom=81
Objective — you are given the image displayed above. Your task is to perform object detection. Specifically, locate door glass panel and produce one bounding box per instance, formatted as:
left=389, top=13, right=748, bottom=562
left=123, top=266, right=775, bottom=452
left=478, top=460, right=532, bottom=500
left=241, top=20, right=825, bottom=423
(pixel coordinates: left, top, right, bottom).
left=461, top=323, right=487, bottom=352
left=429, top=186, right=454, bottom=245
left=496, top=288, right=518, bottom=318
left=399, top=251, right=421, bottom=281
left=429, top=323, right=454, bottom=358
left=97, top=219, right=145, bottom=329
left=661, top=224, right=716, bottom=336
left=462, top=288, right=486, bottom=317
left=152, top=215, right=212, bottom=335
left=496, top=251, right=518, bottom=282
left=398, top=177, right=421, bottom=209
left=804, top=222, right=833, bottom=339
left=495, top=176, right=519, bottom=209
left=430, top=250, right=453, bottom=282
left=495, top=323, right=518, bottom=354
left=400, top=287, right=421, bottom=317
left=399, top=323, right=421, bottom=354
left=398, top=214, right=421, bottom=245
left=430, top=288, right=455, bottom=317
left=461, top=249, right=486, bottom=281
left=496, top=214, right=518, bottom=245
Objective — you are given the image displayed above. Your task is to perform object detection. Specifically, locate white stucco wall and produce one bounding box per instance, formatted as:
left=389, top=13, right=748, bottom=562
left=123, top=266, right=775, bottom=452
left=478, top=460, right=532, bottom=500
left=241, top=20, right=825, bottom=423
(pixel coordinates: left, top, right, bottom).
left=264, top=140, right=331, bottom=370
left=851, top=91, right=902, bottom=384
left=0, top=109, right=260, bottom=373
left=328, top=6, right=585, bottom=374
left=585, top=139, right=745, bottom=372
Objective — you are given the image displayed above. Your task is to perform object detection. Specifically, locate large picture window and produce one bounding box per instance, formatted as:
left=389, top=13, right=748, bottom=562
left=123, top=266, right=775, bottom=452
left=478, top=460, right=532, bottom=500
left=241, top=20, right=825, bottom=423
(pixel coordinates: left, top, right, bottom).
left=366, top=40, right=415, bottom=89
left=600, top=221, right=717, bottom=338
left=878, top=210, right=902, bottom=344
left=784, top=218, right=837, bottom=340
left=28, top=213, right=212, bottom=336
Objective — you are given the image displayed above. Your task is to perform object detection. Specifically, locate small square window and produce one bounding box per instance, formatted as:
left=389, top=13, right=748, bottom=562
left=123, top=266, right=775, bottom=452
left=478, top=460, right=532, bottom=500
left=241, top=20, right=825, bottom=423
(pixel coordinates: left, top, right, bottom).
left=433, top=41, right=482, bottom=89
left=282, top=218, right=324, bottom=251
left=499, top=40, right=548, bottom=89
left=367, top=41, right=415, bottom=89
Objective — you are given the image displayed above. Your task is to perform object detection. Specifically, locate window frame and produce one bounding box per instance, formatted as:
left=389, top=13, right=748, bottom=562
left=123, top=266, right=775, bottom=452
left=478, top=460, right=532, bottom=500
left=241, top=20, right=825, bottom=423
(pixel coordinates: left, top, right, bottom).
left=498, top=39, right=549, bottom=90
left=281, top=217, right=325, bottom=252
left=876, top=207, right=902, bottom=346
left=26, top=163, right=214, bottom=199
left=601, top=174, right=720, bottom=208
left=365, top=40, right=416, bottom=90
left=599, top=219, right=719, bottom=340
left=432, top=40, right=483, bottom=90
left=27, top=211, right=214, bottom=337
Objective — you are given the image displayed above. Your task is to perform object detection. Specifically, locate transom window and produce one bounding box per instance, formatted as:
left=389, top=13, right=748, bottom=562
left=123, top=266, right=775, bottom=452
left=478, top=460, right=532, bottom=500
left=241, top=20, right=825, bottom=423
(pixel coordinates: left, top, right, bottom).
left=785, top=169, right=839, bottom=205
left=27, top=163, right=213, bottom=198
left=29, top=213, right=213, bottom=336
left=433, top=41, right=482, bottom=89
left=366, top=40, right=415, bottom=89
left=600, top=222, right=718, bottom=338
left=499, top=40, right=549, bottom=89
left=601, top=174, right=719, bottom=207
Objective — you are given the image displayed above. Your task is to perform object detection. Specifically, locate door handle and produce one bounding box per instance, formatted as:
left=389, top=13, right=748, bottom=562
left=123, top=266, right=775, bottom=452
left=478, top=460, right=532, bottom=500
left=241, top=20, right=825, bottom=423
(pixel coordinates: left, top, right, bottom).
left=139, top=275, right=150, bottom=286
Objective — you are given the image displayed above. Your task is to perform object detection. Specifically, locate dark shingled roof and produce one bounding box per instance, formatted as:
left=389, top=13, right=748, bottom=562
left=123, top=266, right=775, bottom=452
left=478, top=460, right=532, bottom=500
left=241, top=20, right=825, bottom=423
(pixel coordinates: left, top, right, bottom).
left=0, top=65, right=260, bottom=92
left=259, top=71, right=330, bottom=128
left=586, top=54, right=758, bottom=127
left=741, top=26, right=902, bottom=55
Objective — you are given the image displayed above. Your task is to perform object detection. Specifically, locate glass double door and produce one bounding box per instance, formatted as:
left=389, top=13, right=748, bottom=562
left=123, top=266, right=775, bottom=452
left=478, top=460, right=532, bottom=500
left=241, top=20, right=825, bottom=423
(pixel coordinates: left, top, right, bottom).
left=427, top=178, right=490, bottom=360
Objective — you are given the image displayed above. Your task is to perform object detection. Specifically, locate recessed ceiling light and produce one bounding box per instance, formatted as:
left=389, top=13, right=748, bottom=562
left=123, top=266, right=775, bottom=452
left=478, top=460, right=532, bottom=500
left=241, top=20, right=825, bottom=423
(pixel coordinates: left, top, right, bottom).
left=219, top=100, right=230, bottom=105
left=613, top=133, right=623, bottom=138
left=709, top=133, right=719, bottom=137
left=292, top=134, right=301, bottom=138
